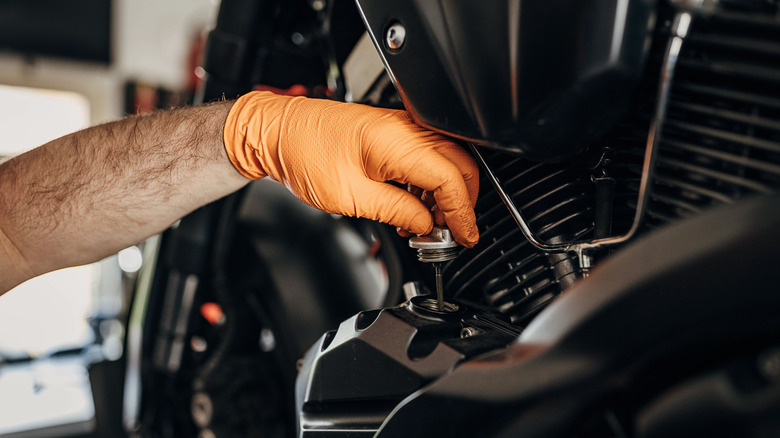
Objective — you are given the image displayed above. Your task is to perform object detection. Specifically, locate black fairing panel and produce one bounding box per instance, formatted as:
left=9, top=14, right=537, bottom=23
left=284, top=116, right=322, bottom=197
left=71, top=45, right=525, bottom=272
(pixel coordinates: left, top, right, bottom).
left=355, top=0, right=656, bottom=161
left=376, top=194, right=780, bottom=437
left=635, top=362, right=780, bottom=438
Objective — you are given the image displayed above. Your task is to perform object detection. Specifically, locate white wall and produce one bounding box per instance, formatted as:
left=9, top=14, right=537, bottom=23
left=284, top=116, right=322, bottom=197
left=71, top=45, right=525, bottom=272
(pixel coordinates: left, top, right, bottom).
left=114, top=0, right=218, bottom=90
left=0, top=0, right=219, bottom=125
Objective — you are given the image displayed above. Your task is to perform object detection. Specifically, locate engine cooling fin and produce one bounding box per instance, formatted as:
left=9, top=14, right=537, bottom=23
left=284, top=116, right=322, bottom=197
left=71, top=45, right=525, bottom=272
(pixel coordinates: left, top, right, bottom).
left=644, top=7, right=780, bottom=226
left=445, top=2, right=780, bottom=327
left=445, top=155, right=594, bottom=326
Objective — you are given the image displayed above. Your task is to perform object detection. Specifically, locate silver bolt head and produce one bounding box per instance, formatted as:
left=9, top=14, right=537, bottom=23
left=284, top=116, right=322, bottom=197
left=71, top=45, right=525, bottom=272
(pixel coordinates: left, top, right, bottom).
left=460, top=327, right=480, bottom=338
left=385, top=23, right=406, bottom=51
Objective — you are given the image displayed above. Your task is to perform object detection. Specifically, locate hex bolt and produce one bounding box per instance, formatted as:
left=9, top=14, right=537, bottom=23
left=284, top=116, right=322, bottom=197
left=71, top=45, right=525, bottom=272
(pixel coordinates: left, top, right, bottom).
left=460, top=327, right=480, bottom=339
left=385, top=22, right=406, bottom=51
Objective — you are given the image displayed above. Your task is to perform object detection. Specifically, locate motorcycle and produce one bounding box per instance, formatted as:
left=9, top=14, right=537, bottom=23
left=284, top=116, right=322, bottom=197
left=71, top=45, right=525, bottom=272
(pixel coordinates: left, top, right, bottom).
left=119, top=0, right=780, bottom=436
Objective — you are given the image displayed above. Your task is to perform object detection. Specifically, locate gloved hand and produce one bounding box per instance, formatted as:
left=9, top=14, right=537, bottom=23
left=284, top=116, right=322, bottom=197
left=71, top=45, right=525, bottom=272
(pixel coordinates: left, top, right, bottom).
left=223, top=91, right=479, bottom=247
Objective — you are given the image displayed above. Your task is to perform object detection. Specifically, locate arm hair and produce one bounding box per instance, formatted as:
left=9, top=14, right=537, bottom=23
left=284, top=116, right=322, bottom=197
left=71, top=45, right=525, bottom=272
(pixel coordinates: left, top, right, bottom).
left=0, top=101, right=249, bottom=294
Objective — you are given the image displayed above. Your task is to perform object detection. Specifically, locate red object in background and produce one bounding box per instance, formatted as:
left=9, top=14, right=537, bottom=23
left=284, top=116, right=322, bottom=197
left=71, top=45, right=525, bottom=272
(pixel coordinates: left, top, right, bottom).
left=200, top=302, right=225, bottom=325
left=133, top=84, right=158, bottom=114
left=187, top=30, right=207, bottom=95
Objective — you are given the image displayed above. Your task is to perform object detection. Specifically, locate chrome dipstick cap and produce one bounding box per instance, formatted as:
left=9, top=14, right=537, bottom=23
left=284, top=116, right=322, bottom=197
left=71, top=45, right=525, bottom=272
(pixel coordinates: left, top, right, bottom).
left=408, top=227, right=459, bottom=262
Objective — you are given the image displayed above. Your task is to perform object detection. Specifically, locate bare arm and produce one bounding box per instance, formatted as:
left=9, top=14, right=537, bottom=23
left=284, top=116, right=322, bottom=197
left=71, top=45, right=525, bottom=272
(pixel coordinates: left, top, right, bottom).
left=0, top=93, right=480, bottom=296
left=0, top=101, right=248, bottom=294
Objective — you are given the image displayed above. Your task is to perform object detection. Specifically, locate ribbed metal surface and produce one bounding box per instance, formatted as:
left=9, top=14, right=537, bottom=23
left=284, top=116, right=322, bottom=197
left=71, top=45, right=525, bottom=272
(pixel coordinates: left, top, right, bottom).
left=445, top=3, right=780, bottom=326
left=643, top=6, right=780, bottom=227
left=445, top=153, right=595, bottom=325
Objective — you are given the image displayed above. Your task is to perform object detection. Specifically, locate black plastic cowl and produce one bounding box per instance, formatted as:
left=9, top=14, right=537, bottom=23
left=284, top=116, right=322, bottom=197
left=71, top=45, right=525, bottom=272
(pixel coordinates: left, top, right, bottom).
left=294, top=296, right=518, bottom=437
left=355, top=0, right=657, bottom=162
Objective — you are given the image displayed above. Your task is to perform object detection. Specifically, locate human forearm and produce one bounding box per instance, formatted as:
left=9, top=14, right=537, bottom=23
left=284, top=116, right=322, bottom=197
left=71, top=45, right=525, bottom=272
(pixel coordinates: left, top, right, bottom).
left=0, top=101, right=248, bottom=293
left=0, top=92, right=480, bottom=296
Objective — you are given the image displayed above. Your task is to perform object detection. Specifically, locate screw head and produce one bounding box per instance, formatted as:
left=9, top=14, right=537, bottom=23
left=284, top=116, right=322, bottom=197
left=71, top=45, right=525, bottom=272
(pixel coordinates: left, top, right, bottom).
left=385, top=22, right=406, bottom=51
left=460, top=327, right=480, bottom=339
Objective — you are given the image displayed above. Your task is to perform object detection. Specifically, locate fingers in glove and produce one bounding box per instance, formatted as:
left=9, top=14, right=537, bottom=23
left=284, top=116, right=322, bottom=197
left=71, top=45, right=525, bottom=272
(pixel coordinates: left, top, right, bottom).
left=368, top=145, right=479, bottom=247
left=426, top=143, right=478, bottom=244
left=431, top=142, right=480, bottom=208
left=397, top=184, right=428, bottom=238
left=354, top=180, right=434, bottom=237
left=397, top=228, right=412, bottom=238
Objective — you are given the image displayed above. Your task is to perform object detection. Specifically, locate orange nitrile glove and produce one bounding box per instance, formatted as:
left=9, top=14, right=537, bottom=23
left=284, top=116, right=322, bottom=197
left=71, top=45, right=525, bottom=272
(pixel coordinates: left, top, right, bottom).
left=223, top=91, right=479, bottom=247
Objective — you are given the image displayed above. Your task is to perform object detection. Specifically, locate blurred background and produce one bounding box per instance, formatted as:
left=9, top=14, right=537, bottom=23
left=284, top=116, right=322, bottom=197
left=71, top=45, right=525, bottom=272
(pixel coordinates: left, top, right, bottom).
left=0, top=0, right=219, bottom=435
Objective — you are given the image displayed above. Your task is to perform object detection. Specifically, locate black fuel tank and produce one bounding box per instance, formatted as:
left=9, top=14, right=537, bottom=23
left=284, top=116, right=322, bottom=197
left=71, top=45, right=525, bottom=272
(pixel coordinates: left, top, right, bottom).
left=355, top=0, right=656, bottom=162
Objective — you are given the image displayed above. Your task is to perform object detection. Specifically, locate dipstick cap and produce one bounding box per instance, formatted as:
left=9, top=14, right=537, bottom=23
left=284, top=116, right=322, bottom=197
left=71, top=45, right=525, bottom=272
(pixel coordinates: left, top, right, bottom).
left=409, top=227, right=459, bottom=262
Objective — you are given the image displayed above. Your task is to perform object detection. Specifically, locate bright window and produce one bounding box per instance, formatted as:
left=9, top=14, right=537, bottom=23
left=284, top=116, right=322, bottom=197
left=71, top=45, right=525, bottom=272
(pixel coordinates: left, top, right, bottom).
left=0, top=84, right=93, bottom=354
left=0, top=84, right=97, bottom=435
left=0, top=84, right=90, bottom=157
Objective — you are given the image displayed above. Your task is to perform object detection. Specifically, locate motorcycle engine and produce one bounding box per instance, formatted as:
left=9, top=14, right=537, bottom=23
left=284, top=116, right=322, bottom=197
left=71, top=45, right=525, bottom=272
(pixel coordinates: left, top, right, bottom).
left=296, top=0, right=780, bottom=436
left=131, top=0, right=780, bottom=437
